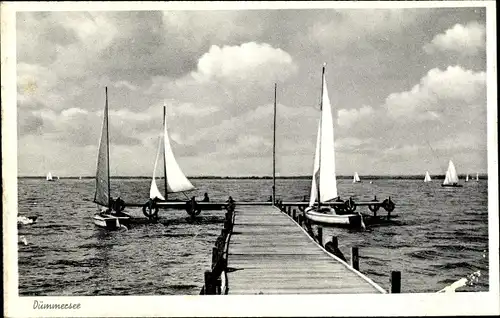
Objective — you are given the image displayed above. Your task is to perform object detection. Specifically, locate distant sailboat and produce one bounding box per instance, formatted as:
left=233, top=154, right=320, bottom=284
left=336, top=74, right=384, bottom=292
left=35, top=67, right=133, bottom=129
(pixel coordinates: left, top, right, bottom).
left=304, top=64, right=364, bottom=228
left=424, top=171, right=432, bottom=182
left=465, top=174, right=469, bottom=182
left=46, top=172, right=54, bottom=181
left=476, top=173, right=479, bottom=181
left=149, top=103, right=194, bottom=202
left=442, top=160, right=463, bottom=187
left=353, top=172, right=361, bottom=183
left=92, top=87, right=131, bottom=230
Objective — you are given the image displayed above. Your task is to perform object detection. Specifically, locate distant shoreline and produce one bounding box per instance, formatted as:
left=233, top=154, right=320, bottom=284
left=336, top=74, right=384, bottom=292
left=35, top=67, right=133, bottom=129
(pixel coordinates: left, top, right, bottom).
left=18, top=175, right=487, bottom=180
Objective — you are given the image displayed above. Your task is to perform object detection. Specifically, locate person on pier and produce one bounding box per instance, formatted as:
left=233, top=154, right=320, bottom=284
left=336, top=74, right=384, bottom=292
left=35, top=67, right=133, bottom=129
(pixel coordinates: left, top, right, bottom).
left=202, top=192, right=210, bottom=202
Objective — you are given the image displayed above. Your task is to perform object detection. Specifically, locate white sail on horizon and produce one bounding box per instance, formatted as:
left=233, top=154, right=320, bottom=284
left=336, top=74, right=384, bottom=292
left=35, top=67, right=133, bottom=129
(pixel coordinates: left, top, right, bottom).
left=353, top=172, right=361, bottom=183
left=149, top=104, right=194, bottom=198
left=476, top=173, right=479, bottom=181
left=309, top=66, right=338, bottom=207
left=424, top=171, right=431, bottom=182
left=46, top=172, right=53, bottom=181
left=443, top=160, right=459, bottom=185
left=466, top=174, right=469, bottom=182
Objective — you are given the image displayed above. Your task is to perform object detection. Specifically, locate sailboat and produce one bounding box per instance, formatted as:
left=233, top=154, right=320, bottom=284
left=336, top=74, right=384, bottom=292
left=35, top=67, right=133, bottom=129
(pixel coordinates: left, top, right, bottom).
left=353, top=172, right=361, bottom=183
left=92, top=87, right=131, bottom=230
left=304, top=64, right=364, bottom=228
left=441, top=160, right=463, bottom=187
left=46, top=172, right=54, bottom=181
left=465, top=174, right=469, bottom=182
left=149, top=103, right=194, bottom=202
left=476, top=173, right=479, bottom=181
left=424, top=171, right=432, bottom=182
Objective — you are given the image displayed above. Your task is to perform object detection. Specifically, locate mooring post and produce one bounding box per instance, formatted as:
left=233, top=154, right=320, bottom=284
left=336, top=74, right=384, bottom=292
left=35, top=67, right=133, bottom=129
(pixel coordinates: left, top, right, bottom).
left=317, top=226, right=323, bottom=246
left=298, top=214, right=303, bottom=226
left=391, top=271, right=401, bottom=293
left=292, top=209, right=297, bottom=221
left=351, top=246, right=359, bottom=270
left=204, top=271, right=214, bottom=295
left=211, top=247, right=218, bottom=269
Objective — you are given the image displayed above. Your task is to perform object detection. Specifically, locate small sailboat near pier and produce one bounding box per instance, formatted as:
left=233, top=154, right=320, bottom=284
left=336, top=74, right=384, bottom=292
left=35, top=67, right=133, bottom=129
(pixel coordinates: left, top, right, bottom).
left=143, top=104, right=197, bottom=220
left=442, top=160, right=463, bottom=187
left=424, top=171, right=432, bottom=182
left=92, top=87, right=131, bottom=230
left=303, top=64, right=396, bottom=228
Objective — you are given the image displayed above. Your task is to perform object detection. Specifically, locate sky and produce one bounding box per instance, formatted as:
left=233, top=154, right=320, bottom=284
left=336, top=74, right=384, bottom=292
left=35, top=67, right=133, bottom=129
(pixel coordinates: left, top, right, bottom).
left=14, top=3, right=491, bottom=177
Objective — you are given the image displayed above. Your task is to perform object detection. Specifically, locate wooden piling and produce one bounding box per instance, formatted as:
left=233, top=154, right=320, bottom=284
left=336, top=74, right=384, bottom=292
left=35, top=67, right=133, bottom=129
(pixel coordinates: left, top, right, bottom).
left=317, top=227, right=323, bottom=246
left=391, top=271, right=401, bottom=293
left=292, top=209, right=297, bottom=221
left=204, top=271, right=214, bottom=295
left=298, top=214, right=303, bottom=226
left=351, top=247, right=359, bottom=270
left=211, top=247, right=218, bottom=268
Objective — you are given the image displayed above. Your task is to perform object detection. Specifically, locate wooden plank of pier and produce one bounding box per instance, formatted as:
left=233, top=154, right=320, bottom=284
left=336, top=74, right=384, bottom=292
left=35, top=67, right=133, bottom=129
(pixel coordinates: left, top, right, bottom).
left=226, top=205, right=386, bottom=294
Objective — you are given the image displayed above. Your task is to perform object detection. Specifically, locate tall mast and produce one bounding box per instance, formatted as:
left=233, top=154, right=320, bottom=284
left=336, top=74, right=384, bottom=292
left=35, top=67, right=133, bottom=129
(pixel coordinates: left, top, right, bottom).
left=163, top=104, right=168, bottom=201
left=317, top=64, right=326, bottom=209
left=105, top=87, right=111, bottom=208
left=272, top=83, right=277, bottom=205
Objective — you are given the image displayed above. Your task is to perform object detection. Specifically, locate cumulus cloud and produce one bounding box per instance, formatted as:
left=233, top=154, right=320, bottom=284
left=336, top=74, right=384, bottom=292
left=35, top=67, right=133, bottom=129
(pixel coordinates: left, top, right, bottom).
left=385, top=66, right=486, bottom=118
left=423, top=22, right=486, bottom=56
left=337, top=105, right=375, bottom=128
left=191, top=42, right=296, bottom=83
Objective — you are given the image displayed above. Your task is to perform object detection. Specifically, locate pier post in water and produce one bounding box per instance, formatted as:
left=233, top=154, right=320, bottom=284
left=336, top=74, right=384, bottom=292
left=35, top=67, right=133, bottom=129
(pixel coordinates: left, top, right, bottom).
left=298, top=214, right=303, bottom=226
left=292, top=209, right=297, bottom=221
left=391, top=271, right=401, bottom=293
left=211, top=247, right=218, bottom=269
left=351, top=247, right=359, bottom=270
left=317, top=226, right=323, bottom=246
left=204, top=271, right=215, bottom=295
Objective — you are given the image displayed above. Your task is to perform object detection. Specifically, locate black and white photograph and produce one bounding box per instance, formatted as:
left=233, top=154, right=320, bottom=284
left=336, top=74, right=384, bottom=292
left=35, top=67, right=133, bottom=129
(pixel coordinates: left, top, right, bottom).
left=2, top=1, right=499, bottom=317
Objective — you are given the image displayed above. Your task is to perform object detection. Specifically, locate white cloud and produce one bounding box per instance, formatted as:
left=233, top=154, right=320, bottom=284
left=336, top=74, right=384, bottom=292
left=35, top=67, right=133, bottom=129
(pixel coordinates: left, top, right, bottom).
left=423, top=22, right=486, bottom=56
left=113, top=80, right=138, bottom=91
left=191, top=42, right=296, bottom=84
left=337, top=105, right=375, bottom=128
left=385, top=66, right=486, bottom=118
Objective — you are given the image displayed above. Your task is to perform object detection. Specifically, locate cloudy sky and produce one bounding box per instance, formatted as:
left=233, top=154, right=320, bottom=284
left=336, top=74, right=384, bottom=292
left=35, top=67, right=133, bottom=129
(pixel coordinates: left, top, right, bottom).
left=15, top=3, right=490, bottom=177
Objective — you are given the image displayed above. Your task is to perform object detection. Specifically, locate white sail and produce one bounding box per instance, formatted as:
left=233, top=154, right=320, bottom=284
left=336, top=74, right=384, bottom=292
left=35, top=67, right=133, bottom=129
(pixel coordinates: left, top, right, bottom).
left=149, top=136, right=166, bottom=200
left=476, top=173, right=479, bottom=181
left=162, top=104, right=194, bottom=194
left=94, top=88, right=110, bottom=207
left=443, top=160, right=459, bottom=185
left=424, top=171, right=431, bottom=182
left=353, top=172, right=361, bottom=183
left=465, top=174, right=469, bottom=182
left=46, top=172, right=53, bottom=181
left=309, top=65, right=338, bottom=207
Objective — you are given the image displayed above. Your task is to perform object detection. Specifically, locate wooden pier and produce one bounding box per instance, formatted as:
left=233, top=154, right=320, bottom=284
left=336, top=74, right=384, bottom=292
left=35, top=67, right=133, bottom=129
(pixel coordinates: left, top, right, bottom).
left=202, top=203, right=390, bottom=295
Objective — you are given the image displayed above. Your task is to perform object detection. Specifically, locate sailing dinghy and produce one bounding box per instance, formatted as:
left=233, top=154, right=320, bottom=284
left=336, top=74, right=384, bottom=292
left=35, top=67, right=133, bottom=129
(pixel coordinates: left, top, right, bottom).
left=46, top=172, right=54, bottom=181
left=441, top=160, right=463, bottom=187
left=465, top=174, right=469, bottom=182
left=92, top=87, right=131, bottom=230
left=424, top=171, right=432, bottom=182
left=145, top=104, right=195, bottom=219
left=353, top=172, right=361, bottom=183
left=304, top=64, right=364, bottom=228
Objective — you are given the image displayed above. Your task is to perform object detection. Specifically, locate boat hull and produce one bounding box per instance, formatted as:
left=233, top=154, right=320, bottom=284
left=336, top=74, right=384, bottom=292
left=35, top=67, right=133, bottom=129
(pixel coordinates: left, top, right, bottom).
left=441, top=184, right=463, bottom=187
left=93, top=213, right=131, bottom=230
left=305, top=208, right=363, bottom=228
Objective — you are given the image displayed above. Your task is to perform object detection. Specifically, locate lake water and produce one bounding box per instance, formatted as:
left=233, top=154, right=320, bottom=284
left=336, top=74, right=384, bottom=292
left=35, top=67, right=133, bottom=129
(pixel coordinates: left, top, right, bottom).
left=17, top=178, right=489, bottom=295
